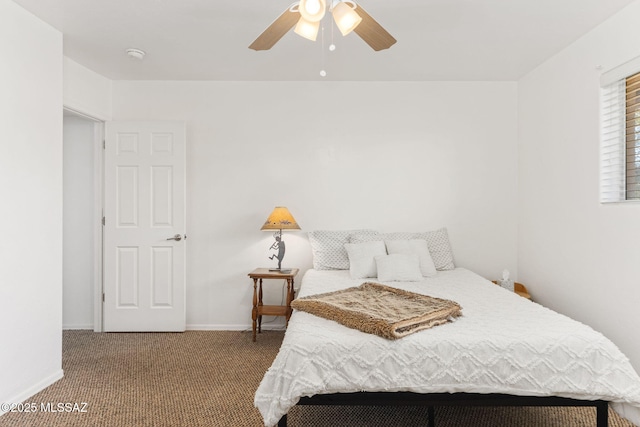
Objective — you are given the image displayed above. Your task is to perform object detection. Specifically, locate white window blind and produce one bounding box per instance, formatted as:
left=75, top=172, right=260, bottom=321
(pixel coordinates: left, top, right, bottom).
left=600, top=61, right=640, bottom=203
left=600, top=79, right=626, bottom=202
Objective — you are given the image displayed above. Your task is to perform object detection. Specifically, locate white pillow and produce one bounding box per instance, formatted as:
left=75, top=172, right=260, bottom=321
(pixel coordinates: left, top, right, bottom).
left=375, top=254, right=422, bottom=282
left=352, top=228, right=456, bottom=271
left=385, top=239, right=437, bottom=277
left=308, top=229, right=378, bottom=270
left=344, top=241, right=386, bottom=279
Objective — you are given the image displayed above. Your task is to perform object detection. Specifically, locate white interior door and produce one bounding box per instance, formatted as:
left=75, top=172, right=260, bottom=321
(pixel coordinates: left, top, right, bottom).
left=103, top=121, right=186, bottom=332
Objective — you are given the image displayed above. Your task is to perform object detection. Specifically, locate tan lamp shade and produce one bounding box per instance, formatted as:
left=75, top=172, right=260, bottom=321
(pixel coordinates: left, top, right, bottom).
left=261, top=207, right=301, bottom=231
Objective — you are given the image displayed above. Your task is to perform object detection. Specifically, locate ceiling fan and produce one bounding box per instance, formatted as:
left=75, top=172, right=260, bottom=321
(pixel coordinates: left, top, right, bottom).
left=249, top=0, right=396, bottom=51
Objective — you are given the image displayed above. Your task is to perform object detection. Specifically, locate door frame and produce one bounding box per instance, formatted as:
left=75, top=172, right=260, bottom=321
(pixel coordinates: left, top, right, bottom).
left=63, top=106, right=105, bottom=332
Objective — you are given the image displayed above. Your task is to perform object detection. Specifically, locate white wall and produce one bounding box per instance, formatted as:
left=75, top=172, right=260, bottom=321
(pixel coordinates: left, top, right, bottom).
left=63, top=57, right=112, bottom=121
left=0, top=0, right=63, bottom=410
left=111, top=80, right=519, bottom=329
left=518, top=0, right=640, bottom=370
left=63, top=116, right=96, bottom=329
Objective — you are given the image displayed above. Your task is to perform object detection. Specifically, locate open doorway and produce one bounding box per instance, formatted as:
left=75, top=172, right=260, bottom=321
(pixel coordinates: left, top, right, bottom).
left=63, top=109, right=104, bottom=331
left=63, top=113, right=187, bottom=332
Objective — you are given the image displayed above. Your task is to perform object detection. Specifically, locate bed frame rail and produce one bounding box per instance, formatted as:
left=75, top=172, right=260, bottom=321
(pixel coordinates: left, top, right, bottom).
left=277, top=392, right=608, bottom=427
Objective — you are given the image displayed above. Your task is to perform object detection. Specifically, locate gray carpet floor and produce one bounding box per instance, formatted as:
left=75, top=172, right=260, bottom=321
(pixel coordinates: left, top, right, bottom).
left=0, top=330, right=634, bottom=427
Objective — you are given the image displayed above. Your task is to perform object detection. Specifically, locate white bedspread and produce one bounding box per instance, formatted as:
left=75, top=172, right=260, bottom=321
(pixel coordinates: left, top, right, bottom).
left=255, top=268, right=640, bottom=426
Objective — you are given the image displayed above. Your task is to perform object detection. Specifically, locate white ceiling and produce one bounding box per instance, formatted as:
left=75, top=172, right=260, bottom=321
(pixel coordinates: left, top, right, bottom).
left=13, top=0, right=636, bottom=81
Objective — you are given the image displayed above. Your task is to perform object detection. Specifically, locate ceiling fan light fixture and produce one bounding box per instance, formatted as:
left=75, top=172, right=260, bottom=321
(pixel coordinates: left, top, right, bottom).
left=294, top=17, right=320, bottom=41
left=249, top=0, right=395, bottom=52
left=332, top=1, right=362, bottom=36
left=299, top=0, right=326, bottom=22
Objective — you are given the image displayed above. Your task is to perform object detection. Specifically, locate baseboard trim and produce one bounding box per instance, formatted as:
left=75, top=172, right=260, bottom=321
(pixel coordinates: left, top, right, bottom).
left=61, top=324, right=286, bottom=332
left=63, top=324, right=93, bottom=330
left=186, top=324, right=286, bottom=331
left=0, top=369, right=64, bottom=416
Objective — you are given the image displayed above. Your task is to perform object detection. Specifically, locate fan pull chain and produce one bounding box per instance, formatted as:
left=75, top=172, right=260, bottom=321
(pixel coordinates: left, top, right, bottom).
left=320, top=25, right=327, bottom=77
left=329, top=12, right=336, bottom=52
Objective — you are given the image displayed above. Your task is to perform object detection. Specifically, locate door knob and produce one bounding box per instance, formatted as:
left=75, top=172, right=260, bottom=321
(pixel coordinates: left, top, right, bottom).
left=166, top=234, right=182, bottom=241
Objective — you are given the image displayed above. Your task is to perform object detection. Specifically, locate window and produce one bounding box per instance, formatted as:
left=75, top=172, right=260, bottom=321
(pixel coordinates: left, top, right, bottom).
left=625, top=72, right=640, bottom=199
left=601, top=71, right=640, bottom=202
left=601, top=60, right=640, bottom=203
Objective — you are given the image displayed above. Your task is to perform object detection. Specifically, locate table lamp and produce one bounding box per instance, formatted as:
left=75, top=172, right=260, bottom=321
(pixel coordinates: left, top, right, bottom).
left=261, top=207, right=301, bottom=272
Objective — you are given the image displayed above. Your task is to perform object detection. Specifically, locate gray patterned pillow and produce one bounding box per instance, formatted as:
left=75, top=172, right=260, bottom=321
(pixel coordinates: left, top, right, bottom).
left=350, top=228, right=455, bottom=271
left=308, top=230, right=378, bottom=270
left=350, top=232, right=416, bottom=243
left=415, top=228, right=456, bottom=271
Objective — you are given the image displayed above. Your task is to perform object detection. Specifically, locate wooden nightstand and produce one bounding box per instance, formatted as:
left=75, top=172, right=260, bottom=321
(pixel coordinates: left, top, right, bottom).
left=492, top=281, right=532, bottom=300
left=248, top=268, right=299, bottom=342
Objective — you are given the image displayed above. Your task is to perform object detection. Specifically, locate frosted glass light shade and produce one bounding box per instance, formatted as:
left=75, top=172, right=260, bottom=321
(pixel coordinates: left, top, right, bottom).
left=299, top=0, right=326, bottom=22
left=332, top=1, right=362, bottom=36
left=294, top=17, right=320, bottom=41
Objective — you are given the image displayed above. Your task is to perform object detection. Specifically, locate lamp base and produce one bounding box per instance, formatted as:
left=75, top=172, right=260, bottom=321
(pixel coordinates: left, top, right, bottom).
left=269, top=268, right=292, bottom=274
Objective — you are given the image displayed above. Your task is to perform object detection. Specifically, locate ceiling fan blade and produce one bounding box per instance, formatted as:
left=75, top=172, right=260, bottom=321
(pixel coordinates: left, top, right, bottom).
left=352, top=4, right=396, bottom=51
left=249, top=7, right=300, bottom=51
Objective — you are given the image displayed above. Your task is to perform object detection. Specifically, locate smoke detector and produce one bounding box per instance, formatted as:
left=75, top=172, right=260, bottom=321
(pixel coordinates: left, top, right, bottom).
left=126, top=48, right=146, bottom=60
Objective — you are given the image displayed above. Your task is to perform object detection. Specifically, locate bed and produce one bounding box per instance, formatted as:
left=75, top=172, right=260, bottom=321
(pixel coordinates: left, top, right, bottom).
left=254, top=230, right=640, bottom=427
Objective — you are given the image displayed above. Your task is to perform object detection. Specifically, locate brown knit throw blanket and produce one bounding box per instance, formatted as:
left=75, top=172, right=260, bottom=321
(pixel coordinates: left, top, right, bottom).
left=291, top=282, right=462, bottom=340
